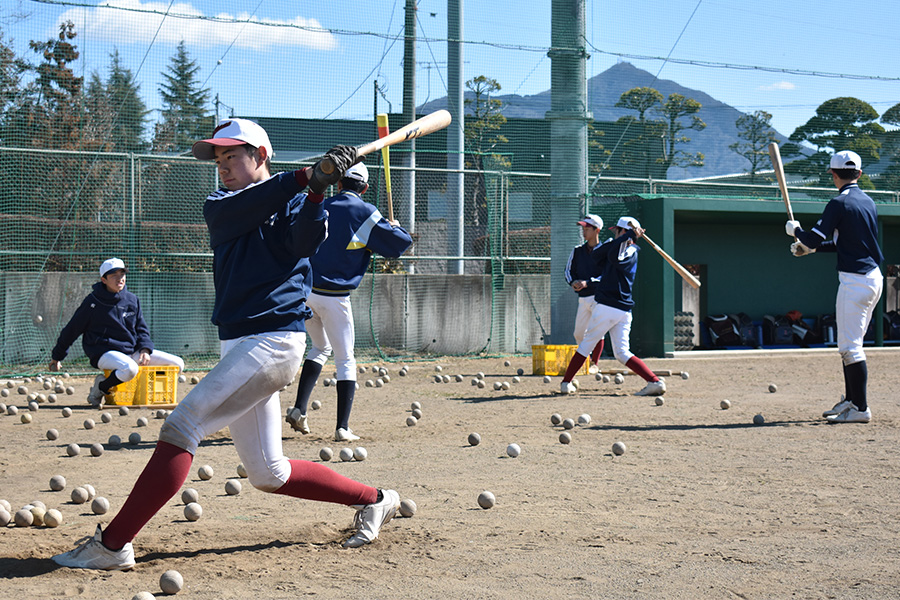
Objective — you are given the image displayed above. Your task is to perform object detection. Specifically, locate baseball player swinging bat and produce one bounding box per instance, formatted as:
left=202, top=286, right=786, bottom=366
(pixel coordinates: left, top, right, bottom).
left=641, top=233, right=701, bottom=289
left=319, top=110, right=452, bottom=177
left=376, top=113, right=395, bottom=222
left=768, top=142, right=797, bottom=240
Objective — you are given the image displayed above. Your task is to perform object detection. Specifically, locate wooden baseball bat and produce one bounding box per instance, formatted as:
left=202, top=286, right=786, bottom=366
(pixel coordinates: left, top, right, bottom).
left=641, top=233, right=701, bottom=289
left=768, top=142, right=796, bottom=225
left=376, top=113, right=394, bottom=222
left=320, top=110, right=452, bottom=176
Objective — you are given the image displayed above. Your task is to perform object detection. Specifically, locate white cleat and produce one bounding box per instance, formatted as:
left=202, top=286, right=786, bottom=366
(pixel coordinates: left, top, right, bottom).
left=826, top=406, right=871, bottom=424
left=286, top=407, right=310, bottom=434
left=87, top=375, right=105, bottom=407
left=335, top=427, right=360, bottom=442
left=51, top=525, right=135, bottom=571
left=343, top=489, right=400, bottom=548
left=560, top=381, right=576, bottom=395
left=635, top=379, right=666, bottom=396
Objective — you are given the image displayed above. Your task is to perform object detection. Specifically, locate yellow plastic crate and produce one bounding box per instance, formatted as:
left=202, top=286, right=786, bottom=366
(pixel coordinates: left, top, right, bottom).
left=103, top=366, right=180, bottom=407
left=531, top=345, right=589, bottom=376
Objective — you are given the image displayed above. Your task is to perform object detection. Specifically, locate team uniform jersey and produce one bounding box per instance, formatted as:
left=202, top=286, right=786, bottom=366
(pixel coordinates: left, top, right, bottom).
left=565, top=242, right=603, bottom=298
left=310, top=190, right=412, bottom=295
left=796, top=183, right=884, bottom=274
left=203, top=171, right=327, bottom=340
left=51, top=282, right=154, bottom=368
left=592, top=229, right=640, bottom=312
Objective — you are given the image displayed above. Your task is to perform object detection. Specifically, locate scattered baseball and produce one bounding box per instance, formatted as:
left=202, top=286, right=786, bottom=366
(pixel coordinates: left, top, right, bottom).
left=323, top=378, right=331, bottom=387
left=562, top=418, right=575, bottom=430
left=516, top=368, right=524, bottom=376
left=353, top=447, right=368, bottom=461
left=504, top=360, right=511, bottom=367
left=128, top=432, right=142, bottom=445
left=30, top=506, right=46, bottom=526
left=160, top=569, right=184, bottom=594
left=17, top=385, right=27, bottom=395
left=512, top=376, right=520, bottom=383
left=14, top=508, right=34, bottom=527
left=612, top=441, right=627, bottom=456
left=61, top=407, right=72, bottom=417
left=720, top=399, right=731, bottom=410
left=543, top=376, right=551, bottom=384
left=433, top=375, right=442, bottom=384
left=71, top=486, right=89, bottom=504
left=365, top=380, right=374, bottom=388
left=0, top=499, right=10, bottom=512
left=181, top=488, right=199, bottom=504
left=190, top=376, right=200, bottom=385
left=28, top=401, right=39, bottom=411
left=136, top=416, right=148, bottom=427
left=614, top=374, right=625, bottom=385
left=184, top=502, right=203, bottom=521
left=471, top=378, right=478, bottom=386
left=655, top=397, right=665, bottom=406
left=681, top=371, right=690, bottom=380
left=768, top=384, right=777, bottom=393
left=492, top=381, right=502, bottom=391
left=753, top=414, right=766, bottom=425
left=476, top=380, right=486, bottom=389
left=311, top=399, right=322, bottom=410
left=501, top=381, right=511, bottom=390
left=7, top=405, right=17, bottom=415
left=178, top=374, right=187, bottom=383
left=577, top=414, right=592, bottom=425
left=108, top=434, right=122, bottom=447
left=339, top=447, right=354, bottom=462
left=476, top=372, right=485, bottom=379
left=132, top=592, right=156, bottom=600
left=376, top=379, right=385, bottom=387
left=379, top=367, right=388, bottom=376
left=455, top=374, right=463, bottom=382
left=550, top=413, right=562, bottom=425
left=44, top=508, right=63, bottom=528
left=90, top=442, right=104, bottom=457
left=20, top=413, right=32, bottom=424
left=236, top=463, right=248, bottom=478
left=35, top=315, right=43, bottom=323
left=399, top=499, right=417, bottom=518
left=66, top=443, right=80, bottom=457
left=119, top=406, right=129, bottom=416
left=48, top=393, right=57, bottom=403
left=0, top=509, right=10, bottom=527
left=198, top=465, right=214, bottom=480
left=225, top=479, right=242, bottom=495
left=468, top=432, right=481, bottom=446
left=50, top=474, right=67, bottom=491
left=411, top=401, right=421, bottom=410
left=559, top=431, right=572, bottom=444
left=91, top=496, right=110, bottom=514
left=411, top=408, right=423, bottom=419
left=65, top=386, right=75, bottom=395
left=434, top=365, right=443, bottom=373
left=319, top=447, right=333, bottom=461
left=406, top=416, right=418, bottom=426
left=506, top=443, right=521, bottom=458
left=477, top=491, right=496, bottom=509
left=156, top=409, right=166, bottom=419
left=84, top=484, right=96, bottom=499
left=358, top=366, right=367, bottom=374
left=602, top=375, right=611, bottom=383
left=399, top=368, right=408, bottom=376
left=31, top=500, right=46, bottom=511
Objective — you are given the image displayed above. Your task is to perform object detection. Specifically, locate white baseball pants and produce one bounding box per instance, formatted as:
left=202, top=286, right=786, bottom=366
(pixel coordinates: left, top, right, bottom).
left=837, top=267, right=883, bottom=366
left=159, top=331, right=306, bottom=492
left=98, top=349, right=184, bottom=382
left=573, top=296, right=597, bottom=345
left=577, top=302, right=635, bottom=365
left=304, top=293, right=357, bottom=381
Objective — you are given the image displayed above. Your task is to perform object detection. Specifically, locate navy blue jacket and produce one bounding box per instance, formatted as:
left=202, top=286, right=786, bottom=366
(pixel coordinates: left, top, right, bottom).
left=203, top=171, right=327, bottom=340
left=51, top=282, right=154, bottom=367
left=565, top=242, right=603, bottom=298
left=592, top=230, right=640, bottom=312
left=795, top=183, right=884, bottom=275
left=311, top=190, right=412, bottom=296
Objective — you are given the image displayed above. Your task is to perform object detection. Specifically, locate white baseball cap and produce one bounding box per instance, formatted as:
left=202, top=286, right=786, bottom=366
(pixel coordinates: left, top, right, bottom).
left=344, top=162, right=369, bottom=184
left=191, top=118, right=274, bottom=161
left=611, top=216, right=641, bottom=230
left=99, top=258, right=126, bottom=278
left=829, top=150, right=862, bottom=171
left=577, top=214, right=603, bottom=229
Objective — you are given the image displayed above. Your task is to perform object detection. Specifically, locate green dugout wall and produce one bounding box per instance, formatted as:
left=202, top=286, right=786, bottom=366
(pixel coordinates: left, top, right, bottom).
left=616, top=195, right=900, bottom=358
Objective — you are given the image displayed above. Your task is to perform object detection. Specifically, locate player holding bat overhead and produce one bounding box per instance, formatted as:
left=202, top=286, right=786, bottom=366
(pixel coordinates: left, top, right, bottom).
left=558, top=217, right=666, bottom=397
left=286, top=162, right=412, bottom=441
left=52, top=119, right=402, bottom=571
left=785, top=150, right=884, bottom=424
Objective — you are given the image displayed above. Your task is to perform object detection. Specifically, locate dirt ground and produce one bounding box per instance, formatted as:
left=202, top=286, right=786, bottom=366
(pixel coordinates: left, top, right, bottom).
left=1, top=349, right=900, bottom=600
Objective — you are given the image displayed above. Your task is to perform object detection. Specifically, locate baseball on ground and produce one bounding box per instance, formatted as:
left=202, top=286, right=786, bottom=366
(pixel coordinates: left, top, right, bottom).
left=198, top=465, right=214, bottom=480
left=49, top=474, right=66, bottom=491
left=160, top=569, right=184, bottom=594
left=506, top=443, right=521, bottom=458
left=477, top=491, right=495, bottom=509
left=70, top=487, right=89, bottom=504
left=550, top=413, right=562, bottom=425
left=655, top=397, right=665, bottom=406
left=236, top=463, right=248, bottom=478
left=181, top=488, right=199, bottom=504
left=353, top=447, right=368, bottom=461
left=768, top=384, right=777, bottom=393
left=225, top=480, right=242, bottom=495
left=319, top=447, right=334, bottom=461
left=399, top=499, right=417, bottom=518
left=562, top=418, right=575, bottom=430
left=406, top=415, right=418, bottom=426
left=468, top=432, right=481, bottom=446
left=66, top=443, right=80, bottom=457
left=184, top=502, right=202, bottom=521
left=543, top=376, right=551, bottom=384
left=720, top=399, right=731, bottom=410
left=559, top=431, right=572, bottom=444
left=339, top=447, right=354, bottom=462
left=91, top=496, right=110, bottom=514
left=612, top=441, right=627, bottom=456
left=44, top=508, right=63, bottom=528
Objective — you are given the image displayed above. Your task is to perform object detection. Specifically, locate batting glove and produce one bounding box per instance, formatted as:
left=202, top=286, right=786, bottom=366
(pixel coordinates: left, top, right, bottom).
left=325, top=145, right=358, bottom=175
left=785, top=220, right=800, bottom=237
left=790, top=241, right=815, bottom=257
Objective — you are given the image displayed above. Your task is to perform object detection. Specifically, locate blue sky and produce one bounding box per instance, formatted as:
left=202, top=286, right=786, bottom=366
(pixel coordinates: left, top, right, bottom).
left=3, top=0, right=899, bottom=139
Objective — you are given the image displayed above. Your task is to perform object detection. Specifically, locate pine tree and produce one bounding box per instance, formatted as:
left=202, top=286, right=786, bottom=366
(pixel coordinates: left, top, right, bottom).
left=156, top=41, right=211, bottom=153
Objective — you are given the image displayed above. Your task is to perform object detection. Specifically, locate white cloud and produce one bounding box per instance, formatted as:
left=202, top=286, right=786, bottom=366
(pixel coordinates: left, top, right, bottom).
left=58, top=0, right=337, bottom=51
left=758, top=81, right=796, bottom=91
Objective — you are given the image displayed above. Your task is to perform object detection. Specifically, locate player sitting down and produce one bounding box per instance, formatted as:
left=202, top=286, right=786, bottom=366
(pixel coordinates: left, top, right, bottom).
left=558, top=217, right=665, bottom=396
left=51, top=118, right=401, bottom=572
